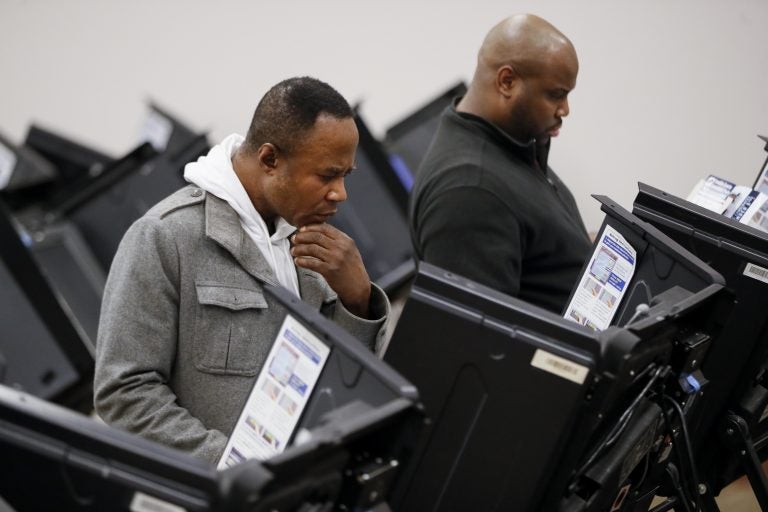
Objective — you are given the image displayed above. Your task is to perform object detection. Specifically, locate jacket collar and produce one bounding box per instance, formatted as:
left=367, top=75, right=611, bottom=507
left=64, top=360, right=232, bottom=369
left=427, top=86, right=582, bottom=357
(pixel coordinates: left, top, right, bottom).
left=203, top=193, right=332, bottom=308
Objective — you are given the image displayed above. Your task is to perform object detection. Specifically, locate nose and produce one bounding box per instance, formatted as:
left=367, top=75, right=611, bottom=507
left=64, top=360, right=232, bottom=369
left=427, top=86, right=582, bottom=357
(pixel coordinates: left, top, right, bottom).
left=327, top=177, right=347, bottom=202
left=557, top=97, right=570, bottom=118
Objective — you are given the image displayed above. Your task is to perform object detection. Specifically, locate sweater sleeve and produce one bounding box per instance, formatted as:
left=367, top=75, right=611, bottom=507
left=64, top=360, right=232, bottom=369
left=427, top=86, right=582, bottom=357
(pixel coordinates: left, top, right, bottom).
left=93, top=218, right=227, bottom=463
left=413, top=184, right=524, bottom=299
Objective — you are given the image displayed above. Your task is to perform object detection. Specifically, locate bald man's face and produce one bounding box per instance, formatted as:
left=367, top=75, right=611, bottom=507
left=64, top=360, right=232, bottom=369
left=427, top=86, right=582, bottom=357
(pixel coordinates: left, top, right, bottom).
left=506, top=48, right=578, bottom=144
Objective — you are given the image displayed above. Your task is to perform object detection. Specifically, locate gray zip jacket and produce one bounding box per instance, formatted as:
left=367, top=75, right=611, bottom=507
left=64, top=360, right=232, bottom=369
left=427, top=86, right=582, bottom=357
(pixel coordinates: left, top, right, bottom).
left=93, top=186, right=389, bottom=463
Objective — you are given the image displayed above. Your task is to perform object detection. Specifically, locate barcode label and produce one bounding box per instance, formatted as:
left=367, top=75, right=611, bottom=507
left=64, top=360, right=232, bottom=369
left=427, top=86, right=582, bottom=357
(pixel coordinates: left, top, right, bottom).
left=744, top=263, right=768, bottom=284
left=130, top=492, right=186, bottom=512
left=531, top=349, right=588, bottom=385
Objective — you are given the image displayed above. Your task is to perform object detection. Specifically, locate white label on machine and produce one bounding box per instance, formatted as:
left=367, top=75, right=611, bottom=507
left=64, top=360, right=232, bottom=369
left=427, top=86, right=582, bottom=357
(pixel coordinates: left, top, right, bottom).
left=744, top=262, right=768, bottom=285
left=130, top=492, right=186, bottom=512
left=531, top=349, right=589, bottom=385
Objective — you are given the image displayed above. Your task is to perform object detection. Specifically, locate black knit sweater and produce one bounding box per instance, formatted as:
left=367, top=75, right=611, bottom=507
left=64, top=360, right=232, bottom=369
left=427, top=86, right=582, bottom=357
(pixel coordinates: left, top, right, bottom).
left=409, top=106, right=592, bottom=313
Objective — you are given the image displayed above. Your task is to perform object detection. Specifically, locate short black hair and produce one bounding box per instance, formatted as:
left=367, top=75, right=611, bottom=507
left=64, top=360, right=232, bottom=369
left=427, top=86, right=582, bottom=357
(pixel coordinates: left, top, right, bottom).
left=243, top=76, right=353, bottom=154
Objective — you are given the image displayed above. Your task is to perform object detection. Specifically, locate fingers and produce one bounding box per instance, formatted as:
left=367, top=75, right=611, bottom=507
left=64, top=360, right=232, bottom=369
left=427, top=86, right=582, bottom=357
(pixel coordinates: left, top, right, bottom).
left=291, top=242, right=331, bottom=263
left=293, top=254, right=330, bottom=273
left=291, top=226, right=337, bottom=270
left=297, top=223, right=339, bottom=235
left=290, top=223, right=360, bottom=274
left=290, top=224, right=371, bottom=317
left=292, top=223, right=345, bottom=247
left=292, top=230, right=332, bottom=250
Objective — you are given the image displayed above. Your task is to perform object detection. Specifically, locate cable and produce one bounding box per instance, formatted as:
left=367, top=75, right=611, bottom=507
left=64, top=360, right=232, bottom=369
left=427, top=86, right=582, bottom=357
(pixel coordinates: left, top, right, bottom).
left=659, top=398, right=700, bottom=511
left=573, top=365, right=665, bottom=478
left=58, top=451, right=95, bottom=507
left=634, top=449, right=652, bottom=491
left=665, top=464, right=695, bottom=512
left=624, top=303, right=651, bottom=326
left=598, top=364, right=660, bottom=453
left=664, top=395, right=705, bottom=511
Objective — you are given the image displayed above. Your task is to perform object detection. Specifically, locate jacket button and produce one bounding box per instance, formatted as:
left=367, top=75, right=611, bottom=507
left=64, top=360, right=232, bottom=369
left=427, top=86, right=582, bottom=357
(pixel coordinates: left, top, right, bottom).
left=191, top=189, right=202, bottom=197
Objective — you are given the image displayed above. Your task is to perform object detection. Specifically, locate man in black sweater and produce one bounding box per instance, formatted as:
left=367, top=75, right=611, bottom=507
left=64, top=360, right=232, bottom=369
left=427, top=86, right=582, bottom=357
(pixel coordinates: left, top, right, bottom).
left=410, top=13, right=591, bottom=313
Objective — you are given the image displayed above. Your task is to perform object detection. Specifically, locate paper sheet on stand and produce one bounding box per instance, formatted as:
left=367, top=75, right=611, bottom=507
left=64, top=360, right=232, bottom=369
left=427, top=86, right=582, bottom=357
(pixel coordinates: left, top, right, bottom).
left=217, top=314, right=330, bottom=470
left=564, top=225, right=637, bottom=331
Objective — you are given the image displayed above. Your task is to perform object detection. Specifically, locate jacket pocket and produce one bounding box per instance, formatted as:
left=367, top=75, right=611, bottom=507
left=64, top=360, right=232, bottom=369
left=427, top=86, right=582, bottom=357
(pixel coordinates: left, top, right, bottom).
left=193, top=282, right=270, bottom=376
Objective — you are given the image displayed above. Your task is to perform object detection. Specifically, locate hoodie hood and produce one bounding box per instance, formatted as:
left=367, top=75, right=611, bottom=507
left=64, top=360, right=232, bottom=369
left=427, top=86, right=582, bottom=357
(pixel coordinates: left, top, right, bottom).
left=183, top=133, right=299, bottom=295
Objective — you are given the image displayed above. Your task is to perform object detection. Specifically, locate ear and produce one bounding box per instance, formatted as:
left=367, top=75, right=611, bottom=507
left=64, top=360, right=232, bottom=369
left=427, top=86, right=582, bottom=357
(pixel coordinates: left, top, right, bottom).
left=257, top=143, right=279, bottom=174
left=497, top=65, right=521, bottom=99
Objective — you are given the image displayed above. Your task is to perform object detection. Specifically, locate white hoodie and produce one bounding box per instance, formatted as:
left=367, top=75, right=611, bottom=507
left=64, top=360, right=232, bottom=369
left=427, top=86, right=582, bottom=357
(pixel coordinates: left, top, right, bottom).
left=184, top=133, right=300, bottom=296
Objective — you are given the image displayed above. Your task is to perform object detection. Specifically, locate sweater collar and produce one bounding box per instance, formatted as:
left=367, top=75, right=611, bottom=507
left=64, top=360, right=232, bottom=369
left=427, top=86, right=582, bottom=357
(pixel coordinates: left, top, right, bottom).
left=448, top=101, right=550, bottom=171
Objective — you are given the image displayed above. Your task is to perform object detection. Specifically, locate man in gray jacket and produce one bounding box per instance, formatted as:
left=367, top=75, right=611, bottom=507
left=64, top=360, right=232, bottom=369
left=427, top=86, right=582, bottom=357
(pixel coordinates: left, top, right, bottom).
left=94, top=77, right=389, bottom=464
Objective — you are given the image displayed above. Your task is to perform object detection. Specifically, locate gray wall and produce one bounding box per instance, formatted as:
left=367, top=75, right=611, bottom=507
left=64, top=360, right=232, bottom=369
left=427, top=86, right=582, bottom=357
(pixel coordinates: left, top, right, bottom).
left=3, top=0, right=768, bottom=230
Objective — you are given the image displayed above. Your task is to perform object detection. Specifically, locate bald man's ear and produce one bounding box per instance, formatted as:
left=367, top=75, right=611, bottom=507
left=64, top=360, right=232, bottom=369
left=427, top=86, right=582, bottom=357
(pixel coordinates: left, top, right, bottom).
left=257, top=143, right=279, bottom=173
left=497, top=65, right=521, bottom=98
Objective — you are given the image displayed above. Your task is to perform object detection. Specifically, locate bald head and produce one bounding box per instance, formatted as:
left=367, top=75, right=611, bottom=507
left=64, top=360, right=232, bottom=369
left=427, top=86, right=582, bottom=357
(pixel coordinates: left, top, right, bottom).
left=478, top=14, right=576, bottom=79
left=459, top=14, right=579, bottom=144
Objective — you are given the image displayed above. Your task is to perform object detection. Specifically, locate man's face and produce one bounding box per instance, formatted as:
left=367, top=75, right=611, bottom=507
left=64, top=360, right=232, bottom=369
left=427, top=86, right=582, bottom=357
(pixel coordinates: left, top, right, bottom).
left=508, top=49, right=578, bottom=144
left=264, top=114, right=358, bottom=228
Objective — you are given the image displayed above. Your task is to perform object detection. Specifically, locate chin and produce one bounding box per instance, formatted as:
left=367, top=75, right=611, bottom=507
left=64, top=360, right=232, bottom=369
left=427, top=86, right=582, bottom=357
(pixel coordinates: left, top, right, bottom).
left=296, top=217, right=319, bottom=227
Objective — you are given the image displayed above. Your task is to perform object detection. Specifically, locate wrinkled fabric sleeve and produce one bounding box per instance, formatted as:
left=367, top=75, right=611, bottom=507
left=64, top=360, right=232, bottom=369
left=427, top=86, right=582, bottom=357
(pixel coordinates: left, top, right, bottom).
left=93, top=218, right=227, bottom=463
left=413, top=185, right=524, bottom=298
left=322, top=283, right=390, bottom=351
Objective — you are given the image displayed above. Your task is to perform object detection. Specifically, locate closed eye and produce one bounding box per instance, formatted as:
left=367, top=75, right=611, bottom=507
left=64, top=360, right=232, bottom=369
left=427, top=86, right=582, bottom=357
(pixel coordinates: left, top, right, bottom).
left=319, top=168, right=354, bottom=182
left=549, top=89, right=568, bottom=100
